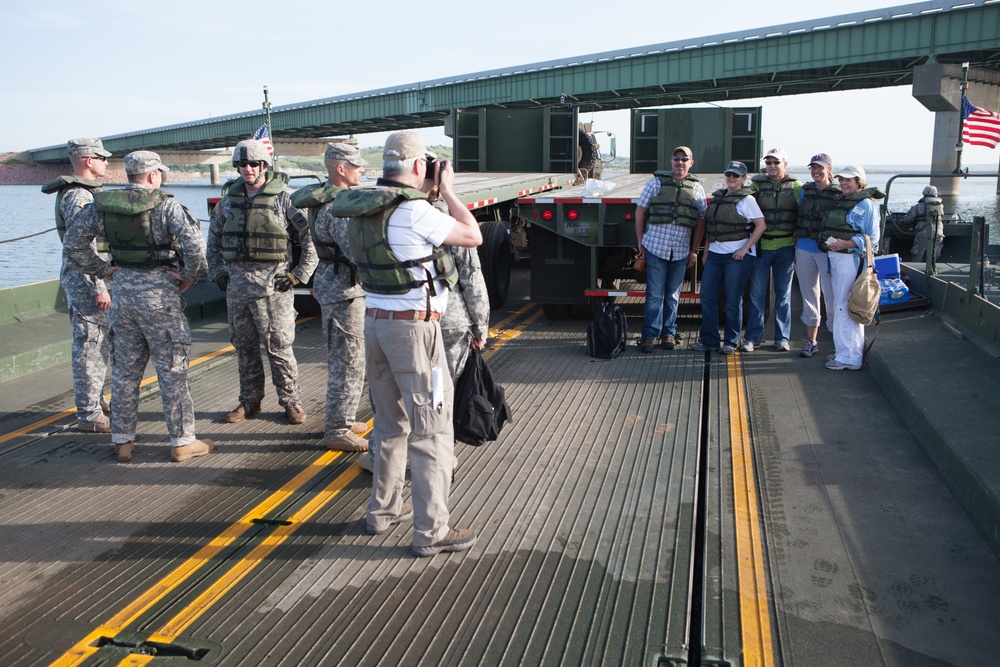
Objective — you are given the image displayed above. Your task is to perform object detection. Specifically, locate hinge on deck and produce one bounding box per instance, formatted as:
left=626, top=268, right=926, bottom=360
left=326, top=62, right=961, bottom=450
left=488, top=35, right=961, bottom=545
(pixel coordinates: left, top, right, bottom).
left=93, top=636, right=210, bottom=660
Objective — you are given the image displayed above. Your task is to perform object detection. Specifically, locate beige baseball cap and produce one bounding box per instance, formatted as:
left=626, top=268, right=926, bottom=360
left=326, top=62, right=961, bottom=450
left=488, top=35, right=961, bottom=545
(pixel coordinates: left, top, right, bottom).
left=383, top=130, right=427, bottom=160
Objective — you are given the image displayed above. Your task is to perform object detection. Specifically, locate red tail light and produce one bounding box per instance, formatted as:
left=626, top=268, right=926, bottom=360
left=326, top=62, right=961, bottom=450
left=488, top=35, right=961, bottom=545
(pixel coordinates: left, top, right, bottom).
left=541, top=209, right=554, bottom=221
left=566, top=208, right=580, bottom=221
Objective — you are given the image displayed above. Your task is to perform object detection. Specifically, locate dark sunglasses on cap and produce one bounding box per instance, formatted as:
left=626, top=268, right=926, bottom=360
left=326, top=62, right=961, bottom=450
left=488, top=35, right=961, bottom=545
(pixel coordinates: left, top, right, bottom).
left=236, top=160, right=264, bottom=168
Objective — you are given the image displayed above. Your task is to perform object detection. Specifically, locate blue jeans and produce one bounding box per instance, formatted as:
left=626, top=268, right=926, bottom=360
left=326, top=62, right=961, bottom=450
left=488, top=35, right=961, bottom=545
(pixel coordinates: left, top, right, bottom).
left=745, top=245, right=795, bottom=345
left=643, top=252, right=688, bottom=340
left=699, top=251, right=756, bottom=347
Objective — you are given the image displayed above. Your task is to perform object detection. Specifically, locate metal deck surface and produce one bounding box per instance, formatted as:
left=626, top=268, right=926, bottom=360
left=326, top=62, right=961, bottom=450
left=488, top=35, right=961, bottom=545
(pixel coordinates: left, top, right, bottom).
left=1, top=266, right=998, bottom=666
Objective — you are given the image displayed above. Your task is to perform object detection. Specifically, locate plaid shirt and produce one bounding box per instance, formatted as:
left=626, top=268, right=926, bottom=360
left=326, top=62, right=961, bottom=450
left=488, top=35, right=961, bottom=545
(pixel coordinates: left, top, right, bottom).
left=637, top=176, right=707, bottom=260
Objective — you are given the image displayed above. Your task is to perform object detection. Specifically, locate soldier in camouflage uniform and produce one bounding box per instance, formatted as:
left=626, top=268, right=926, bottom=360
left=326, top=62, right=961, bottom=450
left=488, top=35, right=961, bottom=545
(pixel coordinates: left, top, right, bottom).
left=290, top=143, right=369, bottom=451
left=906, top=185, right=945, bottom=264
left=64, top=151, right=212, bottom=463
left=440, top=246, right=490, bottom=381
left=207, top=139, right=318, bottom=425
left=41, top=138, right=113, bottom=433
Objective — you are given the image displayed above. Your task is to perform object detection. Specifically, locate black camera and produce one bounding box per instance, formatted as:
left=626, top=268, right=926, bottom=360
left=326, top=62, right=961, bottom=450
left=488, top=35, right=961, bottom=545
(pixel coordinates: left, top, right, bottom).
left=424, top=153, right=437, bottom=180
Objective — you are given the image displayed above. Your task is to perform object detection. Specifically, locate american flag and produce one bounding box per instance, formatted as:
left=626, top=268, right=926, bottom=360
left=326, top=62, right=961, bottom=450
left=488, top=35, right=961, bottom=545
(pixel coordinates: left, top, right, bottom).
left=252, top=124, right=274, bottom=157
left=962, top=97, right=1000, bottom=149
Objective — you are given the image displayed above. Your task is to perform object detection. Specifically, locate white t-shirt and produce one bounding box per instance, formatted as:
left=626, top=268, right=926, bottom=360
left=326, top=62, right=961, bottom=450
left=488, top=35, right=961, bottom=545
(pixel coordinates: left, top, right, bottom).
left=709, top=196, right=765, bottom=257
left=363, top=198, right=457, bottom=313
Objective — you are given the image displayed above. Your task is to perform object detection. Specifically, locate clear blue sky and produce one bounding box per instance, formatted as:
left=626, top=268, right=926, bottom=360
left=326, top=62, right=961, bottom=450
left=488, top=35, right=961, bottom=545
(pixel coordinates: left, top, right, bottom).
left=2, top=0, right=998, bottom=168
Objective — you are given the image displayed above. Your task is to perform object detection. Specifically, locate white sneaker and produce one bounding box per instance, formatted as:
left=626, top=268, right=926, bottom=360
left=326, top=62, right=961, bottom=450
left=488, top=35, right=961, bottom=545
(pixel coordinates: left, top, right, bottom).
left=720, top=344, right=736, bottom=355
left=739, top=341, right=755, bottom=352
left=775, top=340, right=790, bottom=351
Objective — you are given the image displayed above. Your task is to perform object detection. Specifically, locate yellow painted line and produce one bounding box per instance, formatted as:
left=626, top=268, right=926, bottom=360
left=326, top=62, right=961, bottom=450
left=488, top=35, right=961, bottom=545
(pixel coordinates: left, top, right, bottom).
left=49, top=451, right=344, bottom=667
left=143, top=466, right=361, bottom=645
left=726, top=353, right=775, bottom=667
left=50, top=308, right=524, bottom=665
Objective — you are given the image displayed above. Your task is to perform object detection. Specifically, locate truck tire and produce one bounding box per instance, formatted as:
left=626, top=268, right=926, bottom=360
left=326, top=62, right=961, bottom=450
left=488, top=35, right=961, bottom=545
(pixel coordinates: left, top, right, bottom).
left=479, top=221, right=512, bottom=308
left=578, top=129, right=601, bottom=180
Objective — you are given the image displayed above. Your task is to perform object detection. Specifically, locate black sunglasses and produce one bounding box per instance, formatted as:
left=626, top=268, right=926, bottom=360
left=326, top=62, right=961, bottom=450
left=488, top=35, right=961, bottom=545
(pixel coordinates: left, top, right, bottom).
left=724, top=172, right=743, bottom=178
left=87, top=155, right=108, bottom=162
left=671, top=156, right=691, bottom=162
left=236, top=160, right=264, bottom=168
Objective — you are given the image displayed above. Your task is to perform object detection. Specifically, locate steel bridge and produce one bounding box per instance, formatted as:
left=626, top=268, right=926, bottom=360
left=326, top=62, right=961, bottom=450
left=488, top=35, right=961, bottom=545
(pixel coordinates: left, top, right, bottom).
left=29, top=0, right=1000, bottom=163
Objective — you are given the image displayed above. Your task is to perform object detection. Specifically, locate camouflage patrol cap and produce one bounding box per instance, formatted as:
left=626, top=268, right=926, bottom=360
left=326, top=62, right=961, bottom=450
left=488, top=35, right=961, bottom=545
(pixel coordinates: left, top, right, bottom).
left=124, top=151, right=170, bottom=176
left=325, top=142, right=368, bottom=167
left=67, top=138, right=112, bottom=158
left=233, top=139, right=271, bottom=165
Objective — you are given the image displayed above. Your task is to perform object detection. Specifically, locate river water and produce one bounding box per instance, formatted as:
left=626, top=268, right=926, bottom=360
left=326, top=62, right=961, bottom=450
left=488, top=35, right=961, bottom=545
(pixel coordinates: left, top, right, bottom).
left=1, top=172, right=998, bottom=290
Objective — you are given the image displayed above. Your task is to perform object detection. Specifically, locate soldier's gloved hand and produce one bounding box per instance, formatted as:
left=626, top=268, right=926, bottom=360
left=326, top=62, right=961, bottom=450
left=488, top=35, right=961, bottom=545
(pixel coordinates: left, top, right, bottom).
left=214, top=274, right=229, bottom=292
left=274, top=273, right=299, bottom=292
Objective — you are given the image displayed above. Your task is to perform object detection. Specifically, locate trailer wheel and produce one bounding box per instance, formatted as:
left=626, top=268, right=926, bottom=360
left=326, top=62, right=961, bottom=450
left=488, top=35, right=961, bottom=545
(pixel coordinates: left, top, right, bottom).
left=479, top=221, right=512, bottom=308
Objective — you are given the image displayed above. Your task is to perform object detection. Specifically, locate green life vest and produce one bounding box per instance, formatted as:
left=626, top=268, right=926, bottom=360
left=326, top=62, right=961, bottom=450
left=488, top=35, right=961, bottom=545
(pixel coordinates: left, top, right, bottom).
left=705, top=187, right=754, bottom=243
left=795, top=182, right=842, bottom=240
left=916, top=197, right=945, bottom=228
left=94, top=188, right=178, bottom=269
left=819, top=187, right=885, bottom=251
left=647, top=172, right=700, bottom=228
left=751, top=174, right=799, bottom=240
left=290, top=183, right=357, bottom=284
left=41, top=176, right=110, bottom=252
left=222, top=172, right=290, bottom=262
left=332, top=185, right=458, bottom=297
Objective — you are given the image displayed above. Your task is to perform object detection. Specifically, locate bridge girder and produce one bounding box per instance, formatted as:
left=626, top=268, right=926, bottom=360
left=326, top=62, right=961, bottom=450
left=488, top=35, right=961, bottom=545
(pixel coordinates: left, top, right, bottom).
left=27, top=0, right=1000, bottom=164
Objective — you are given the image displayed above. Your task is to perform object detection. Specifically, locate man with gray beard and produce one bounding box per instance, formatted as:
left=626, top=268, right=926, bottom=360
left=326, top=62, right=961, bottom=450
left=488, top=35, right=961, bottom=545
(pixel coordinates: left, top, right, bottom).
left=64, top=151, right=212, bottom=463
left=290, top=142, right=369, bottom=451
left=41, top=138, right=113, bottom=433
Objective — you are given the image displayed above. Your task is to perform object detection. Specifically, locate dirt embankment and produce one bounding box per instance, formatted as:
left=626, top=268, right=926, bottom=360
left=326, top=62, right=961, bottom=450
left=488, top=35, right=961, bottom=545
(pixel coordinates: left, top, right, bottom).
left=0, top=161, right=204, bottom=185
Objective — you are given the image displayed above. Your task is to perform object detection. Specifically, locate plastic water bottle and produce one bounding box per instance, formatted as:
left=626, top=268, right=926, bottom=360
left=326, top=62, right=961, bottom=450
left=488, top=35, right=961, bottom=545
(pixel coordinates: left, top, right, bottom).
left=951, top=212, right=960, bottom=224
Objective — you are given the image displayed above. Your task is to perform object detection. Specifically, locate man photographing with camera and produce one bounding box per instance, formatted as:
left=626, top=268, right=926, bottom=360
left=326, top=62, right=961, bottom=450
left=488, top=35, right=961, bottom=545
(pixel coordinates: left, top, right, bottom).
left=332, top=130, right=482, bottom=557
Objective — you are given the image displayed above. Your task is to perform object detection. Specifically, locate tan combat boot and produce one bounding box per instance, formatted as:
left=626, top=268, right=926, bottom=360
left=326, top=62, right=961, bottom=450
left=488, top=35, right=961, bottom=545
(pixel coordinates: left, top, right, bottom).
left=171, top=439, right=215, bottom=462
left=285, top=402, right=307, bottom=425
left=114, top=441, right=134, bottom=463
left=225, top=401, right=260, bottom=423
left=79, top=415, right=111, bottom=433
left=325, top=431, right=368, bottom=451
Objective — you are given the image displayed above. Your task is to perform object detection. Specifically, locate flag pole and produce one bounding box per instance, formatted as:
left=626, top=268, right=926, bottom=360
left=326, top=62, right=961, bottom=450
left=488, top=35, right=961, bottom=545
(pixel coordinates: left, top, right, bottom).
left=955, top=62, right=969, bottom=174
left=263, top=85, right=275, bottom=171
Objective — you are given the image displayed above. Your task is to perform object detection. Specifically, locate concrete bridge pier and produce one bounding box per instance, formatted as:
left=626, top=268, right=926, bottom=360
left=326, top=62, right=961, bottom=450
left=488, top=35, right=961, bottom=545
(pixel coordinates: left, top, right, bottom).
left=913, top=63, right=1000, bottom=197
left=210, top=163, right=220, bottom=186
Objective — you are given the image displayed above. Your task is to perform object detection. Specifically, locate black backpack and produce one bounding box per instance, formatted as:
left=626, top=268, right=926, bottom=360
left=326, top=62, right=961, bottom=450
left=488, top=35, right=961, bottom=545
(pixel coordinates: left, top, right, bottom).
left=587, top=303, right=627, bottom=359
left=454, top=349, right=513, bottom=446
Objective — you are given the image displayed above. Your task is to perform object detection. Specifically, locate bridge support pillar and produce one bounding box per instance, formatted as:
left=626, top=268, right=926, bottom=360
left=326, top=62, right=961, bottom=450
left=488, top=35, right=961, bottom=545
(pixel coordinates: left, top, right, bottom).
left=210, top=163, right=220, bottom=186
left=913, top=63, right=1000, bottom=196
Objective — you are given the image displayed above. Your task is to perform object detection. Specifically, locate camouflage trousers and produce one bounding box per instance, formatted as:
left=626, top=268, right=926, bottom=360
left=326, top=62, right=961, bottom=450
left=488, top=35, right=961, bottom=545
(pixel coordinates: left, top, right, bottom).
left=109, top=301, right=196, bottom=446
left=227, top=290, right=300, bottom=407
left=70, top=306, right=111, bottom=424
left=911, top=227, right=943, bottom=264
left=321, top=297, right=366, bottom=438
left=441, top=327, right=474, bottom=383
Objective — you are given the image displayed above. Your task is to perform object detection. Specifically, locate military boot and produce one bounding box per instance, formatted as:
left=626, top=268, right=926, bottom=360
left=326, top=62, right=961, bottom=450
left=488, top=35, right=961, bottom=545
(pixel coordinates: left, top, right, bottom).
left=225, top=401, right=260, bottom=423
left=325, top=431, right=368, bottom=451
left=171, top=439, right=215, bottom=462
left=79, top=415, right=111, bottom=433
left=114, top=441, right=134, bottom=463
left=285, top=403, right=307, bottom=425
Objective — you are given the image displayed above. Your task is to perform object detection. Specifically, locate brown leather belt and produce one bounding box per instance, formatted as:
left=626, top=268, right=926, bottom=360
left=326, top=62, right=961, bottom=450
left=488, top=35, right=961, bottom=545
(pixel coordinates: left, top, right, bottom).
left=366, top=308, right=440, bottom=321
